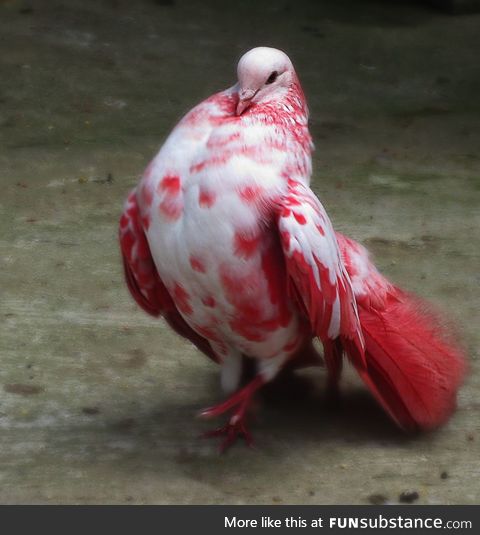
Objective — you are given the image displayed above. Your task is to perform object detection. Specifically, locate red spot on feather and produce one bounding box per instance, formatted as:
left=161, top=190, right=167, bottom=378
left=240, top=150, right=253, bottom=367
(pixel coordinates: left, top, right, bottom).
left=219, top=267, right=262, bottom=322
left=286, top=196, right=302, bottom=206
left=190, top=256, right=206, bottom=273
left=202, top=296, right=216, bottom=308
left=199, top=189, right=216, bottom=208
left=207, top=132, right=240, bottom=148
left=158, top=175, right=181, bottom=195
left=238, top=184, right=263, bottom=203
left=190, top=145, right=268, bottom=174
left=228, top=318, right=266, bottom=342
left=159, top=200, right=182, bottom=220
left=293, top=212, right=307, bottom=225
left=233, top=231, right=261, bottom=259
left=316, top=224, right=325, bottom=236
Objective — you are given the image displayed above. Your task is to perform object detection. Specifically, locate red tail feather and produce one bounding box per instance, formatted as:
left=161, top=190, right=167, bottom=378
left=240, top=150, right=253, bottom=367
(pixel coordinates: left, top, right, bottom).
left=346, top=288, right=467, bottom=431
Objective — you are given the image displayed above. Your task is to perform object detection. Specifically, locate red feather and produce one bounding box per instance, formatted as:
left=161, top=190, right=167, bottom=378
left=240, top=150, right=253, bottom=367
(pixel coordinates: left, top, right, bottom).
left=345, top=288, right=467, bottom=431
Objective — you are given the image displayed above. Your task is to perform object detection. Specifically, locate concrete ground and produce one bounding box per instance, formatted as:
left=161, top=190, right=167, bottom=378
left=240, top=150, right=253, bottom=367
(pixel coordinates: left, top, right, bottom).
left=0, top=0, right=478, bottom=504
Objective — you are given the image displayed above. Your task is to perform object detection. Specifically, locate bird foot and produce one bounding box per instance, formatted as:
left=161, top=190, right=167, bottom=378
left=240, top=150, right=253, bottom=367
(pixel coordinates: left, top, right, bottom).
left=199, top=376, right=264, bottom=452
left=201, top=416, right=254, bottom=453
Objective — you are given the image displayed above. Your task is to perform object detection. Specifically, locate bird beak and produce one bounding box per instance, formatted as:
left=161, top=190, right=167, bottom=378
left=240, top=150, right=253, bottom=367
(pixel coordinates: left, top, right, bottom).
left=236, top=88, right=256, bottom=116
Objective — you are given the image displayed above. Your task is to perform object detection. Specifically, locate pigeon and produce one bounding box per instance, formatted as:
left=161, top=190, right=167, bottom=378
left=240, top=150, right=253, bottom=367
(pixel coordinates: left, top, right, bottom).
left=119, top=47, right=466, bottom=451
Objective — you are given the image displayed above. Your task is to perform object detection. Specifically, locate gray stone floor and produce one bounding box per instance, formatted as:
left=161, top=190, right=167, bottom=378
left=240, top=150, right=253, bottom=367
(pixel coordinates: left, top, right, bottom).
left=0, top=0, right=478, bottom=504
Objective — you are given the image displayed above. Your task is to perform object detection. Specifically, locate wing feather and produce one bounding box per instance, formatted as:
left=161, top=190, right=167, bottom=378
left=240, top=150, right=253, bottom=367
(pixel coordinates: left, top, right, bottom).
left=277, top=181, right=364, bottom=357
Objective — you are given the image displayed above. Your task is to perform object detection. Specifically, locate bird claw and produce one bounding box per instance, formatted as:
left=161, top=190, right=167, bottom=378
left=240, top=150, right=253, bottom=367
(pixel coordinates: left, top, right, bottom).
left=201, top=417, right=254, bottom=453
left=199, top=376, right=264, bottom=452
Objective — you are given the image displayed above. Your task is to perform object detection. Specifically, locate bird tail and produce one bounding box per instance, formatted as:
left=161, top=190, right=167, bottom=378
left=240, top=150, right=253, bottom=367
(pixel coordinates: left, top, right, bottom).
left=345, top=288, right=467, bottom=431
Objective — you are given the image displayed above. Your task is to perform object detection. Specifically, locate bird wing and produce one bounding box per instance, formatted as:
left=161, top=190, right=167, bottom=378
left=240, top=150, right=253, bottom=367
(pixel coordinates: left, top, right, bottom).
left=277, top=180, right=365, bottom=358
left=119, top=190, right=218, bottom=362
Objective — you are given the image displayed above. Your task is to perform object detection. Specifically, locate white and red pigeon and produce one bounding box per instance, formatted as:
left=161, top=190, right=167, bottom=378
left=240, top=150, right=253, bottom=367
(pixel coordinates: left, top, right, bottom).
left=119, top=47, right=466, bottom=451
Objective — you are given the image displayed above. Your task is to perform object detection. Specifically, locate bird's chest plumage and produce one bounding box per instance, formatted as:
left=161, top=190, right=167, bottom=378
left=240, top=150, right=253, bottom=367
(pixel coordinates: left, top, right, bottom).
left=137, top=91, right=311, bottom=358
left=145, top=179, right=296, bottom=358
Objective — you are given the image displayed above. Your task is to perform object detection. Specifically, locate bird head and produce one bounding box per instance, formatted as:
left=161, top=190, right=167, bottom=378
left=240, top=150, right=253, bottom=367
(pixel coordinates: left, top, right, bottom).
left=236, top=47, right=296, bottom=116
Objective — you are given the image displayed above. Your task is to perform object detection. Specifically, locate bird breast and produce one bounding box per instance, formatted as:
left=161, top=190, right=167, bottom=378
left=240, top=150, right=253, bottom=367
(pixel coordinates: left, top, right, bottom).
left=135, top=92, right=310, bottom=358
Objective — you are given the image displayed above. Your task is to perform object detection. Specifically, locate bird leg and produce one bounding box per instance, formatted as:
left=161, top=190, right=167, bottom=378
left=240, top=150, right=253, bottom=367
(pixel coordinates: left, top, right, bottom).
left=199, top=375, right=265, bottom=452
left=324, top=339, right=343, bottom=404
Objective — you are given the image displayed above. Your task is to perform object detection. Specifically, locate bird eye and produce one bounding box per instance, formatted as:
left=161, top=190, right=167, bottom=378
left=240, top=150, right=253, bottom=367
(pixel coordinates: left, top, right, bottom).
left=265, top=71, right=278, bottom=85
